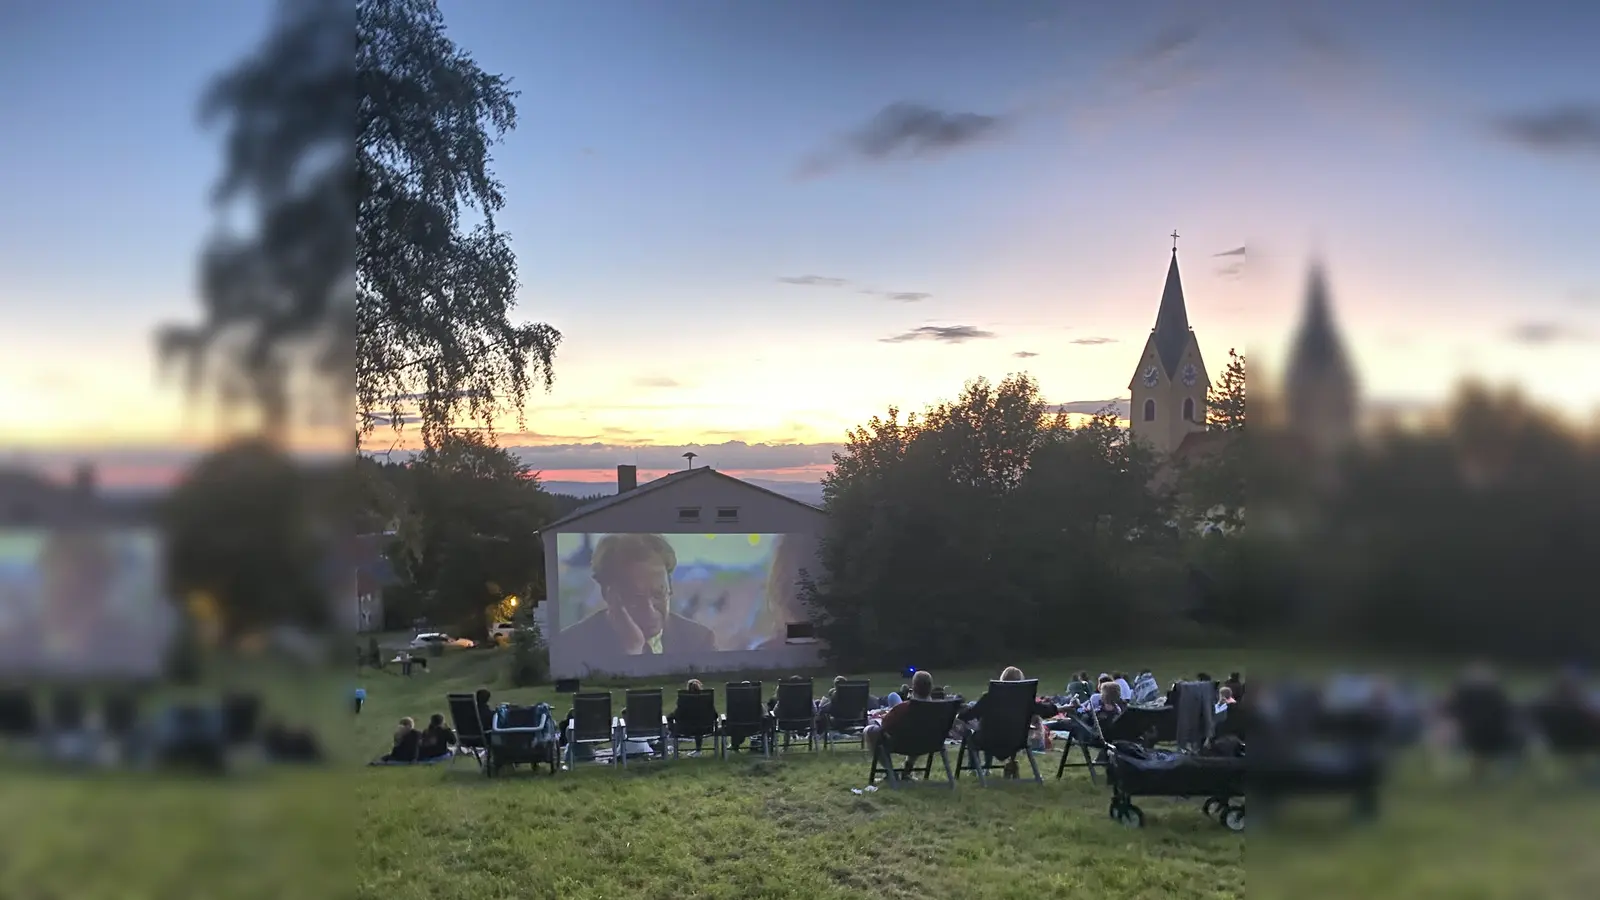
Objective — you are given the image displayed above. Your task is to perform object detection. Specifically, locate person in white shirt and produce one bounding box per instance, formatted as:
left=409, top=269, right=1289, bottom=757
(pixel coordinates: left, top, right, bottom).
left=1112, top=672, right=1134, bottom=702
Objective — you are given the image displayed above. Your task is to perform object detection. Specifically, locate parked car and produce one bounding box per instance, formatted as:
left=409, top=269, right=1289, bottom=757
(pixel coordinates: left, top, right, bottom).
left=410, top=632, right=474, bottom=650
left=489, top=622, right=516, bottom=644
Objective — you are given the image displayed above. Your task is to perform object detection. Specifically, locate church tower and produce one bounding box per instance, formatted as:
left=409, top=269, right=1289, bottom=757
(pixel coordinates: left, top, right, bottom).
left=1129, top=234, right=1210, bottom=455
left=1284, top=261, right=1358, bottom=456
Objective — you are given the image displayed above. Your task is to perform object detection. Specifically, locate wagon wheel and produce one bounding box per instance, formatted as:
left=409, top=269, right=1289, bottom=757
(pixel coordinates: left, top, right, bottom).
left=1222, top=806, right=1245, bottom=833
left=1202, top=797, right=1227, bottom=819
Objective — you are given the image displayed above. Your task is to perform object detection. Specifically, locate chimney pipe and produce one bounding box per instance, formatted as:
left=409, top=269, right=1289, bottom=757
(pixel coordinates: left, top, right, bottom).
left=617, top=464, right=637, bottom=493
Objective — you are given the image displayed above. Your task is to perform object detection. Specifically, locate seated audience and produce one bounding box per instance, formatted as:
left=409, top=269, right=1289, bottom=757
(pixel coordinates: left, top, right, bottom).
left=1215, top=686, right=1235, bottom=716
left=1443, top=664, right=1521, bottom=776
left=1080, top=680, right=1127, bottom=719
left=865, top=670, right=934, bottom=758
left=474, top=688, right=495, bottom=731
left=1064, top=672, right=1095, bottom=705
left=1131, top=669, right=1162, bottom=704
left=417, top=713, right=456, bottom=760
left=1224, top=672, right=1245, bottom=703
left=1112, top=672, right=1134, bottom=701
left=668, top=679, right=710, bottom=753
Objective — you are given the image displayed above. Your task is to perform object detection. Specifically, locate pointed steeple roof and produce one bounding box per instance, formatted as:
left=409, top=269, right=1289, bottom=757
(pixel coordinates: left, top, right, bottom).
left=1287, top=262, right=1352, bottom=385
left=1150, top=249, right=1192, bottom=377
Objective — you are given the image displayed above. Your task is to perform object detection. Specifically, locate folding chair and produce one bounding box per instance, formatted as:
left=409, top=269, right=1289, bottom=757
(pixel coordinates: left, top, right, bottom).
left=446, top=693, right=490, bottom=772
left=868, top=699, right=961, bottom=789
left=1057, top=706, right=1161, bottom=782
left=0, top=689, right=39, bottom=740
left=774, top=679, right=817, bottom=753
left=721, top=682, right=771, bottom=759
left=617, top=689, right=668, bottom=769
left=565, top=692, right=618, bottom=767
left=956, top=679, right=1045, bottom=785
left=220, top=693, right=262, bottom=746
left=667, top=690, right=721, bottom=759
left=823, top=680, right=871, bottom=750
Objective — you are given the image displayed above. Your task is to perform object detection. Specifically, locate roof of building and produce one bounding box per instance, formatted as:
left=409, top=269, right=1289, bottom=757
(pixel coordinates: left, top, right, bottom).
left=1150, top=250, right=1193, bottom=377
left=540, top=467, right=825, bottom=533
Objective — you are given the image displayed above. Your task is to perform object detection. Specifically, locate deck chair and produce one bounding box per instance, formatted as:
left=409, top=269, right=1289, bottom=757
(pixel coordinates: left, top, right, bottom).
left=51, top=691, right=87, bottom=732
left=220, top=693, right=262, bottom=746
left=774, top=679, right=817, bottom=752
left=0, top=689, right=39, bottom=739
left=823, top=681, right=871, bottom=750
left=1532, top=699, right=1600, bottom=769
left=446, top=693, right=490, bottom=772
left=722, top=682, right=771, bottom=758
left=667, top=690, right=720, bottom=759
left=617, top=689, right=668, bottom=769
left=956, top=679, right=1045, bottom=785
left=868, top=698, right=961, bottom=789
left=1173, top=681, right=1217, bottom=752
left=1057, top=705, right=1165, bottom=782
left=566, top=692, right=618, bottom=767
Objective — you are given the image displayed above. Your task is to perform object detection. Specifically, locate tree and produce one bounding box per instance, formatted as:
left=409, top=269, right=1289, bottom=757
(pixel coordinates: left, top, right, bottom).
left=162, top=440, right=338, bottom=641
left=161, top=0, right=559, bottom=442
left=382, top=431, right=551, bottom=638
left=1207, top=349, right=1246, bottom=432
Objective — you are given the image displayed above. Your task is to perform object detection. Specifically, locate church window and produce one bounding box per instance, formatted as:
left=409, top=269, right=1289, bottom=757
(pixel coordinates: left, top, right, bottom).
left=1183, top=397, right=1195, bottom=421
left=1143, top=399, right=1156, bottom=421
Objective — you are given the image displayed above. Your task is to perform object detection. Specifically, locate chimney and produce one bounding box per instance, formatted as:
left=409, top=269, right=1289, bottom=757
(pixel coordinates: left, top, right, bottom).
left=616, top=464, right=637, bottom=494
left=73, top=462, right=96, bottom=499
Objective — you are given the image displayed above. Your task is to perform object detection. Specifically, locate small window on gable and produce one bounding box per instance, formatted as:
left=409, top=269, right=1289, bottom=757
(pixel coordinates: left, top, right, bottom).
left=1183, top=397, right=1196, bottom=421
left=1143, top=399, right=1157, bottom=421
left=715, top=506, right=739, bottom=522
left=784, top=622, right=816, bottom=641
left=677, top=507, right=701, bottom=523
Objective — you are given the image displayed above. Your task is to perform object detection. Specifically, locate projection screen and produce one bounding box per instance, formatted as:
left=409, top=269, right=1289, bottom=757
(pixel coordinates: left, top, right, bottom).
left=554, top=532, right=811, bottom=657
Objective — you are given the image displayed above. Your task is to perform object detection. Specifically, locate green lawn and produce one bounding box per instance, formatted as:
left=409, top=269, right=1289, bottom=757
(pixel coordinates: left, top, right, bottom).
left=4, top=648, right=1596, bottom=899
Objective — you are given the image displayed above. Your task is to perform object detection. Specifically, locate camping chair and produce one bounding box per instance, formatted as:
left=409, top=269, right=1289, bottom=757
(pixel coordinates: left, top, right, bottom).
left=220, top=693, right=262, bottom=746
left=1531, top=699, right=1600, bottom=772
left=617, top=689, right=668, bottom=769
left=868, top=698, right=962, bottom=789
left=667, top=690, right=721, bottom=759
left=51, top=691, right=87, bottom=733
left=774, top=679, right=817, bottom=753
left=722, top=682, right=771, bottom=758
left=0, top=689, right=38, bottom=740
left=823, top=680, right=871, bottom=750
left=957, top=679, right=1045, bottom=785
left=565, top=692, right=618, bottom=768
left=1057, top=705, right=1166, bottom=782
left=446, top=693, right=489, bottom=772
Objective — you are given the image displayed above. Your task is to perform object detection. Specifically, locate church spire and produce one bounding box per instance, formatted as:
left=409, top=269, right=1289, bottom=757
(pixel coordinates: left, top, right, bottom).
left=1150, top=235, right=1192, bottom=377
left=1287, top=261, right=1351, bottom=386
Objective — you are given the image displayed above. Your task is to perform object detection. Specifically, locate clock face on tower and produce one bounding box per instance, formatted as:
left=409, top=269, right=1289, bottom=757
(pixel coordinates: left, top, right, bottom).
left=1142, top=365, right=1159, bottom=388
left=1181, top=363, right=1198, bottom=387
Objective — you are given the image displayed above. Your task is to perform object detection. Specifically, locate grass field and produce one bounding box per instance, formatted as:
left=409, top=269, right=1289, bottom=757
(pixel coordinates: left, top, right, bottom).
left=4, top=647, right=1597, bottom=899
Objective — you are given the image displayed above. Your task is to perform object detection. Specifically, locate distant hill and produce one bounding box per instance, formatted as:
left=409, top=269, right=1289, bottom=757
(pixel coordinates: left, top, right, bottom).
left=541, top=478, right=824, bottom=508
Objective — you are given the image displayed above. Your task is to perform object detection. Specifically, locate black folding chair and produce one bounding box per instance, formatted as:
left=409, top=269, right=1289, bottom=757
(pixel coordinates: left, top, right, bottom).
left=51, top=691, right=87, bottom=733
left=823, top=680, right=871, bottom=750
left=956, top=679, right=1045, bottom=785
left=1057, top=705, right=1168, bottom=782
left=220, top=693, right=262, bottom=746
left=617, top=689, right=668, bottom=769
left=868, top=699, right=962, bottom=789
left=565, top=692, right=618, bottom=767
left=0, top=689, right=39, bottom=739
left=446, top=693, right=490, bottom=772
left=667, top=690, right=721, bottom=759
left=774, top=679, right=817, bottom=753
left=722, top=682, right=771, bottom=759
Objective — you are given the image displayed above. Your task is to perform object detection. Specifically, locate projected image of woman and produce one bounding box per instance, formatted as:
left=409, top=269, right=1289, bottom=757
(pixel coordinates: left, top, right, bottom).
left=754, top=534, right=811, bottom=651
left=563, top=534, right=716, bottom=658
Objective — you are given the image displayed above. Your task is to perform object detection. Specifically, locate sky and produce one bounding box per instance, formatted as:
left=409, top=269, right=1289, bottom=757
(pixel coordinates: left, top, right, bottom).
left=1, top=0, right=1597, bottom=491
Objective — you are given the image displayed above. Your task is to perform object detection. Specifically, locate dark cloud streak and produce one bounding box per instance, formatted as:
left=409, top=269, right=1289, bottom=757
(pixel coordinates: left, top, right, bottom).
left=778, top=275, right=849, bottom=287
left=880, top=325, right=996, bottom=344
left=1069, top=336, right=1118, bottom=346
left=1493, top=104, right=1600, bottom=159
left=797, top=102, right=1007, bottom=178
left=1012, top=351, right=1038, bottom=358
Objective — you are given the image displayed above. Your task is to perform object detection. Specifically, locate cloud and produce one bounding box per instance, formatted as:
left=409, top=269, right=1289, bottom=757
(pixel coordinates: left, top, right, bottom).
left=1507, top=322, right=1595, bottom=345
left=1493, top=104, right=1600, bottom=159
left=1213, top=246, right=1247, bottom=257
left=1069, top=336, right=1118, bottom=346
left=1012, top=351, right=1039, bottom=359
left=797, top=102, right=1007, bottom=177
left=880, top=325, right=997, bottom=344
left=778, top=274, right=850, bottom=288
left=501, top=440, right=842, bottom=473
left=1053, top=399, right=1130, bottom=418
left=871, top=290, right=932, bottom=303
left=632, top=376, right=681, bottom=388
left=1215, top=262, right=1246, bottom=281
left=1128, top=22, right=1203, bottom=69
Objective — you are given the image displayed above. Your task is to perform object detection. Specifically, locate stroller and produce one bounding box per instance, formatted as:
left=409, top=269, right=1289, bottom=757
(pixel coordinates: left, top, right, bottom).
left=1103, top=738, right=1246, bottom=831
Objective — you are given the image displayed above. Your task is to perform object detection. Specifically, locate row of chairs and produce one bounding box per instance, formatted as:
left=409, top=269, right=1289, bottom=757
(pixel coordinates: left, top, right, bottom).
left=447, top=679, right=879, bottom=776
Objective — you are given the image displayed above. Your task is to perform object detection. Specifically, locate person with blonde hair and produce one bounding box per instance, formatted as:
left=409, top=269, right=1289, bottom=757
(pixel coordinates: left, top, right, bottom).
left=373, top=716, right=420, bottom=764
left=958, top=666, right=1059, bottom=778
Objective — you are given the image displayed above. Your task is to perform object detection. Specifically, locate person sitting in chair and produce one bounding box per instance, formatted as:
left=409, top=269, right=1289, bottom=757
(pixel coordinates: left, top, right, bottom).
left=668, top=679, right=710, bottom=754
left=959, top=666, right=1059, bottom=778
left=865, top=670, right=934, bottom=759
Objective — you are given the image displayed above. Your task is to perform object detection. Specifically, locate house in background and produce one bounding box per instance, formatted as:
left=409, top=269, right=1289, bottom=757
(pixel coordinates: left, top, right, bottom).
left=353, top=531, right=399, bottom=633
left=539, top=464, right=828, bottom=679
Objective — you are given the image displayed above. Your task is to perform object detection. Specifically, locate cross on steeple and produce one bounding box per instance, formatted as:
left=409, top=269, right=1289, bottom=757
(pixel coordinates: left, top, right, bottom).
left=1170, top=229, right=1180, bottom=253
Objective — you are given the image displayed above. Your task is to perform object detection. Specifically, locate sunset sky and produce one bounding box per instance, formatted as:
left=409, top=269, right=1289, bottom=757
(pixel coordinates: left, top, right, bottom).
left=1, top=0, right=1596, bottom=490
